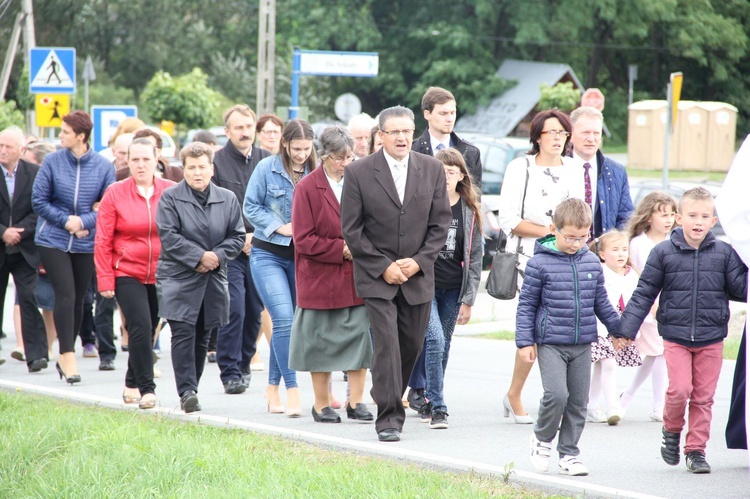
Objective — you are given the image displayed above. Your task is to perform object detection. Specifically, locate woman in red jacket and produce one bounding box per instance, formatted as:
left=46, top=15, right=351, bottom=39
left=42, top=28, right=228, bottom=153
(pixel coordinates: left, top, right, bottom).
left=289, top=125, right=373, bottom=423
left=95, top=138, right=175, bottom=409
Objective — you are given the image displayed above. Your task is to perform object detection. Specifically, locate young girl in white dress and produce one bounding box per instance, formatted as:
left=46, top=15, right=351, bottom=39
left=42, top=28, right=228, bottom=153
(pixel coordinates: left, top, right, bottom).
left=619, top=192, right=678, bottom=421
left=587, top=230, right=642, bottom=426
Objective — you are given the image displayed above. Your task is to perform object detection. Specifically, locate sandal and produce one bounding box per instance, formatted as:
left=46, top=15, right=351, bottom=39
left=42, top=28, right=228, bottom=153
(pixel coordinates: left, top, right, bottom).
left=139, top=393, right=157, bottom=410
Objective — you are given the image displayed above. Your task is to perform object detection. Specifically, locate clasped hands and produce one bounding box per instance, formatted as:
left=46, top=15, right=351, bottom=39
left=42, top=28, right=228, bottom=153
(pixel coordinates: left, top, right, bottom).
left=382, top=258, right=420, bottom=285
left=196, top=251, right=220, bottom=273
left=611, top=336, right=634, bottom=350
left=65, top=215, right=89, bottom=238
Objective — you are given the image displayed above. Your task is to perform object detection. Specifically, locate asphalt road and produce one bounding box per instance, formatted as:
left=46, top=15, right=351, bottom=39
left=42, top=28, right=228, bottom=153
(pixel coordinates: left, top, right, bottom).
left=0, top=282, right=747, bottom=498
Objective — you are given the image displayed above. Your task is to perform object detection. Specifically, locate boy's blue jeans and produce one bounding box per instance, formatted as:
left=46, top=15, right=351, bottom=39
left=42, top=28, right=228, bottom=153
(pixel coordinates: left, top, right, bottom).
left=424, top=288, right=461, bottom=412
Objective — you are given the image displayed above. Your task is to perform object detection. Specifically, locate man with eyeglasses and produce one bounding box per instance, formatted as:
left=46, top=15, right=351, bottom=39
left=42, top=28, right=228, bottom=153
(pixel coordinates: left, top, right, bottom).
left=210, top=104, right=270, bottom=394
left=342, top=105, right=451, bottom=442
left=569, top=107, right=633, bottom=238
left=412, top=87, right=482, bottom=190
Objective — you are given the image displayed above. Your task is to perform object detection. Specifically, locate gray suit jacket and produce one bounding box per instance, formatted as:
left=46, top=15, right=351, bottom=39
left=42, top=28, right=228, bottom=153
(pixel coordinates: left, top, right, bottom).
left=341, top=149, right=451, bottom=305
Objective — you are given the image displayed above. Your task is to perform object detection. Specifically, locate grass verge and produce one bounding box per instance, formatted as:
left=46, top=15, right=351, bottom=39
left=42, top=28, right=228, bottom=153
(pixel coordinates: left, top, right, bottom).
left=0, top=392, right=558, bottom=498
left=472, top=331, right=740, bottom=361
left=625, top=167, right=725, bottom=182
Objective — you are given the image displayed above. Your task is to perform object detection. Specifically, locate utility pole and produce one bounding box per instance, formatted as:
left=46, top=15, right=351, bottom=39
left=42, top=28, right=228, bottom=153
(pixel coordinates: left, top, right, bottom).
left=256, top=0, right=276, bottom=115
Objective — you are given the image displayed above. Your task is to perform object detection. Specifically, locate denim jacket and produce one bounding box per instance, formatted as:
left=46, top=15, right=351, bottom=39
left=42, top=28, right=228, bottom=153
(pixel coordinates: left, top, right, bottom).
left=243, top=155, right=308, bottom=246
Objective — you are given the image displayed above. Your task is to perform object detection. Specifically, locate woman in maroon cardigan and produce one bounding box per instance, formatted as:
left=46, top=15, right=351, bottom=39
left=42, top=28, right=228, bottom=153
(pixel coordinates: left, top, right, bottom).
left=289, top=125, right=373, bottom=424
left=95, top=138, right=175, bottom=409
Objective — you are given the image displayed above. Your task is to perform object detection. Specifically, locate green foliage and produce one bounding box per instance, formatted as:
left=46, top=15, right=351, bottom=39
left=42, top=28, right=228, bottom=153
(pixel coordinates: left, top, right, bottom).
left=0, top=100, right=25, bottom=129
left=141, top=68, right=226, bottom=129
left=14, top=67, right=34, bottom=111
left=538, top=82, right=581, bottom=112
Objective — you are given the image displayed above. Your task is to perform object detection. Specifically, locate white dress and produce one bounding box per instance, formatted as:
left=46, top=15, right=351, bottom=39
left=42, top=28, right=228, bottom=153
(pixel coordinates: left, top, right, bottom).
left=629, top=232, right=668, bottom=356
left=497, top=154, right=584, bottom=273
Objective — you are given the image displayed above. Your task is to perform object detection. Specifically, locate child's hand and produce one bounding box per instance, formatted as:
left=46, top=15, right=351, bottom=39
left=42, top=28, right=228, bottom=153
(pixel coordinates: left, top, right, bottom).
left=519, top=346, right=536, bottom=363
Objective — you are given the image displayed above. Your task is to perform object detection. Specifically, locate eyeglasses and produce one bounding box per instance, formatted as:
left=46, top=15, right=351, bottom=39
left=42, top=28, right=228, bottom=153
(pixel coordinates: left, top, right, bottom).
left=555, top=227, right=588, bottom=244
left=327, top=154, right=355, bottom=165
left=541, top=130, right=570, bottom=138
left=444, top=170, right=463, bottom=179
left=381, top=129, right=415, bottom=137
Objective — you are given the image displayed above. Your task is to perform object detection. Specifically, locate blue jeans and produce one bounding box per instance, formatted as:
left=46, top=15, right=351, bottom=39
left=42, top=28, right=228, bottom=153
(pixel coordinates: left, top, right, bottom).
left=250, top=247, right=297, bottom=389
left=424, top=288, right=461, bottom=411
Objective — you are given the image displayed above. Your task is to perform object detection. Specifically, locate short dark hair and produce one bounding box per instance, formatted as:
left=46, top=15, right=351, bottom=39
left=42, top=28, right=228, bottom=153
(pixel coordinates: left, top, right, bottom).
left=553, top=198, right=592, bottom=230
left=192, top=130, right=217, bottom=146
left=179, top=142, right=214, bottom=166
left=62, top=111, right=93, bottom=143
left=528, top=109, right=572, bottom=156
left=421, top=86, right=455, bottom=113
left=134, top=128, right=163, bottom=149
left=378, top=106, right=414, bottom=131
left=128, top=137, right=158, bottom=159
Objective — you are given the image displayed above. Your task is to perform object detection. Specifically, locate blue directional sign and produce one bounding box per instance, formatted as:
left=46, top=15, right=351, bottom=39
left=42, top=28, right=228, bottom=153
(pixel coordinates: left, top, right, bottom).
left=29, top=47, right=76, bottom=94
left=91, top=106, right=138, bottom=152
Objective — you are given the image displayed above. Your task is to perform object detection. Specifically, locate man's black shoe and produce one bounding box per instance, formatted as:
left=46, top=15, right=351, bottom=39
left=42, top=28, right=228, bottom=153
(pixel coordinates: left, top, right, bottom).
left=241, top=370, right=251, bottom=389
left=180, top=390, right=200, bottom=413
left=346, top=402, right=374, bottom=422
left=28, top=358, right=48, bottom=372
left=661, top=427, right=681, bottom=466
left=223, top=378, right=247, bottom=394
left=407, top=387, right=426, bottom=412
left=377, top=428, right=400, bottom=442
left=99, top=359, right=115, bottom=371
left=686, top=451, right=711, bottom=473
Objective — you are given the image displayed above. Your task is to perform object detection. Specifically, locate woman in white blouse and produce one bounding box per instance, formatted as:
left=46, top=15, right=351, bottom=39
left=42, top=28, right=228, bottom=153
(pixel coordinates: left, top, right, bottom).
left=497, top=108, right=585, bottom=424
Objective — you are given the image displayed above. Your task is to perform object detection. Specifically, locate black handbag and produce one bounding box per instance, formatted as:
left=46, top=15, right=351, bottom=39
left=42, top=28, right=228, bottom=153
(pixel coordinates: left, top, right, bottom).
left=486, top=160, right=530, bottom=300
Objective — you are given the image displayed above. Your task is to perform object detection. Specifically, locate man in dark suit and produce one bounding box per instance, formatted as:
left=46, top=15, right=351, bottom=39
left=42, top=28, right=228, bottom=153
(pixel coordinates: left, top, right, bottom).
left=0, top=127, right=48, bottom=372
left=341, top=106, right=451, bottom=442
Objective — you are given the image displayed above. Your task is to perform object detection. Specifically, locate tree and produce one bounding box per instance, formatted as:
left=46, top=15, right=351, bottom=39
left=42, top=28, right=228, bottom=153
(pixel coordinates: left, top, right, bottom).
left=0, top=100, right=25, bottom=130
left=537, top=82, right=581, bottom=112
left=141, top=68, right=227, bottom=130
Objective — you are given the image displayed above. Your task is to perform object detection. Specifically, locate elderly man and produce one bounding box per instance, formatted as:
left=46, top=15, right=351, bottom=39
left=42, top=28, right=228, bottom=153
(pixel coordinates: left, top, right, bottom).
left=211, top=104, right=270, bottom=394
left=112, top=133, right=134, bottom=171
left=342, top=106, right=451, bottom=442
left=0, top=127, right=48, bottom=372
left=569, top=107, right=633, bottom=237
left=348, top=113, right=377, bottom=160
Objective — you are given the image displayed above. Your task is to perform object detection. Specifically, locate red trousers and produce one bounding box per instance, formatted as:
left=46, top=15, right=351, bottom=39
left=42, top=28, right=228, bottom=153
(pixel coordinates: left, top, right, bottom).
left=663, top=340, right=724, bottom=454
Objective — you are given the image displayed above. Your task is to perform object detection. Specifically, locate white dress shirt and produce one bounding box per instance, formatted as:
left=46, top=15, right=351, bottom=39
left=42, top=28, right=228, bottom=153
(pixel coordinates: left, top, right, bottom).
left=382, top=150, right=409, bottom=203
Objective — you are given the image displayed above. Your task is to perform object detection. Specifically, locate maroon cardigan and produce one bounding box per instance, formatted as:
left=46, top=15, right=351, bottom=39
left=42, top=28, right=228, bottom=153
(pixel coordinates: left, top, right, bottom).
left=292, top=166, right=363, bottom=310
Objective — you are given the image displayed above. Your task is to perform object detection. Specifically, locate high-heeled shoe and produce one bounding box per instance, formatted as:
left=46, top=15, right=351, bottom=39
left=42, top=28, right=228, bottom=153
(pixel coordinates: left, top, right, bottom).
left=266, top=397, right=285, bottom=414
left=286, top=388, right=302, bottom=418
left=139, top=393, right=157, bottom=410
left=56, top=362, right=81, bottom=385
left=503, top=395, right=533, bottom=424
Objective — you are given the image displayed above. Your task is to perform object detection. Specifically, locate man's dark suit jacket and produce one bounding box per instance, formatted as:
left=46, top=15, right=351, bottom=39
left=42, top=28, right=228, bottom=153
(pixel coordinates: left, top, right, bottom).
left=0, top=159, right=40, bottom=269
left=341, top=149, right=451, bottom=305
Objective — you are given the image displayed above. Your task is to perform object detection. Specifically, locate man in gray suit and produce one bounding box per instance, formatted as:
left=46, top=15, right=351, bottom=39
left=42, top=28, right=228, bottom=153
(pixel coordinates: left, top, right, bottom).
left=341, top=106, right=451, bottom=442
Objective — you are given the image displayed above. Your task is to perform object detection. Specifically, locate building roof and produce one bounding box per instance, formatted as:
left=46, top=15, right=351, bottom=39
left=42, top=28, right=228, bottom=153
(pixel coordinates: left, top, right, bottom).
left=455, top=59, right=585, bottom=137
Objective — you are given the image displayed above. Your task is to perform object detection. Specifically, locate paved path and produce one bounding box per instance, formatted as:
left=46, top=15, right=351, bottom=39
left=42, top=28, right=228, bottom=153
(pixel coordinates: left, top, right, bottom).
left=0, top=282, right=747, bottom=498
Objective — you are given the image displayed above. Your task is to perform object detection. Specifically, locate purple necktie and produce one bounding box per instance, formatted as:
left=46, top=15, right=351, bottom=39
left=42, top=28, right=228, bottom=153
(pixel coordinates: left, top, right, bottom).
left=583, top=162, right=593, bottom=211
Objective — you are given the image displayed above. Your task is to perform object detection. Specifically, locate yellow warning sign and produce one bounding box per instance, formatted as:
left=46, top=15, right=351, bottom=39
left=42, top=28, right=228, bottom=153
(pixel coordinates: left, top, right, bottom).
left=35, top=94, right=70, bottom=127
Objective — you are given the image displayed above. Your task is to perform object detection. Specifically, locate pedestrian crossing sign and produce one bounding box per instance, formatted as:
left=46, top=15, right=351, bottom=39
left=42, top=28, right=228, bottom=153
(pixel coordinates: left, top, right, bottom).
left=29, top=47, right=76, bottom=94
left=35, top=94, right=70, bottom=127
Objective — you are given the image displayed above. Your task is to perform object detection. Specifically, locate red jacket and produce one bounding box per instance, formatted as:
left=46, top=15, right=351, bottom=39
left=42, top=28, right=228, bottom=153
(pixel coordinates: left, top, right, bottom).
left=95, top=176, right=175, bottom=291
left=292, top=166, right=363, bottom=310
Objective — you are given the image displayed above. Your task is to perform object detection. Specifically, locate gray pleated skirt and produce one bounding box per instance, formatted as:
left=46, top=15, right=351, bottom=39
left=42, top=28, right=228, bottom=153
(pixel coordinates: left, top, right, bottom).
left=289, top=305, right=373, bottom=372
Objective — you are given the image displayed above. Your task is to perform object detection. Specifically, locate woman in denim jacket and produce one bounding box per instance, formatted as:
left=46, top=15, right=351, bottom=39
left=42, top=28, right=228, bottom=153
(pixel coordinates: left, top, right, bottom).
left=244, top=119, right=316, bottom=417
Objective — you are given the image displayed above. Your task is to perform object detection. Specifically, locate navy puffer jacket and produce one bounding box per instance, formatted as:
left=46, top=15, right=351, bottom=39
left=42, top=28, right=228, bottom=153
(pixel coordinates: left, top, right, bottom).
left=516, top=236, right=620, bottom=348
left=620, top=229, right=747, bottom=347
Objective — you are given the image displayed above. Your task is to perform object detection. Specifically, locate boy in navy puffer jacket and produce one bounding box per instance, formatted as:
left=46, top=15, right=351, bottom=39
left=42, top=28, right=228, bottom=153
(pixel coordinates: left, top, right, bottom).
left=619, top=187, right=747, bottom=474
left=516, top=198, right=621, bottom=476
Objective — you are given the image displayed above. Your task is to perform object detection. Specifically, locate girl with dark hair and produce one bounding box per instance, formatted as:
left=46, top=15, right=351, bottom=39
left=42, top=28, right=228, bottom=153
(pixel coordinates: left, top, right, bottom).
left=244, top=119, right=316, bottom=417
left=496, top=108, right=585, bottom=423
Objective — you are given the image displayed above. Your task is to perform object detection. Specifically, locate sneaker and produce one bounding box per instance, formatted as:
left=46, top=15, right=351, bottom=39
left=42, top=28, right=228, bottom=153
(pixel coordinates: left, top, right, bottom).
left=419, top=401, right=432, bottom=423
left=606, top=409, right=621, bottom=426
left=223, top=378, right=247, bottom=394
left=685, top=451, right=711, bottom=474
left=649, top=410, right=663, bottom=422
left=530, top=433, right=553, bottom=473
left=661, top=427, right=681, bottom=466
left=559, top=455, right=589, bottom=476
left=429, top=408, right=449, bottom=429
left=83, top=344, right=98, bottom=358
left=586, top=407, right=607, bottom=423
left=407, top=387, right=426, bottom=412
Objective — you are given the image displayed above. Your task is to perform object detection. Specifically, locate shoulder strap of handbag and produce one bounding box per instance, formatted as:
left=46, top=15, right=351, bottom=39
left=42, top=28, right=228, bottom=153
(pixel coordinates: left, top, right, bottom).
left=515, top=158, right=531, bottom=254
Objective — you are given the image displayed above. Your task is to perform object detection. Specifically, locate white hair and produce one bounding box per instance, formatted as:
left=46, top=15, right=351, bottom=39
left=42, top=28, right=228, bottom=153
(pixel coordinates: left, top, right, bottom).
left=0, top=126, right=25, bottom=146
left=348, top=113, right=376, bottom=131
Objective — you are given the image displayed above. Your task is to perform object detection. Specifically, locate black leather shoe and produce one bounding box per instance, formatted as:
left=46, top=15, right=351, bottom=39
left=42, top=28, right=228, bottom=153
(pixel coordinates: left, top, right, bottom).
left=241, top=371, right=251, bottom=388
left=312, top=406, right=341, bottom=423
left=180, top=390, right=200, bottom=413
left=28, top=358, right=49, bottom=373
left=99, top=359, right=115, bottom=371
left=224, top=378, right=247, bottom=394
left=207, top=351, right=217, bottom=363
left=346, top=402, right=374, bottom=422
left=407, top=387, right=426, bottom=412
left=377, top=428, right=401, bottom=442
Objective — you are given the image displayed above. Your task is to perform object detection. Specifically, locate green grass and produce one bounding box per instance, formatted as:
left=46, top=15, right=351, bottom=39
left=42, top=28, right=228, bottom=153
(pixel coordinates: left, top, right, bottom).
left=471, top=330, right=740, bottom=361
left=0, top=392, right=559, bottom=498
left=625, top=167, right=726, bottom=182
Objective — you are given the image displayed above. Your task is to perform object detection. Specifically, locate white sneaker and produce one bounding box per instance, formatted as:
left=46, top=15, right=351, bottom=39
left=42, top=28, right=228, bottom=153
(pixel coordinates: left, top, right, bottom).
left=586, top=407, right=607, bottom=423
left=559, top=455, right=589, bottom=476
left=530, top=433, right=553, bottom=472
left=649, top=409, right=663, bottom=422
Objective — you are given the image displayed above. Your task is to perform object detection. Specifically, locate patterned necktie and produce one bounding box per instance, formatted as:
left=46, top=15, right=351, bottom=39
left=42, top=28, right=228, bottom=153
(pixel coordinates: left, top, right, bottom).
left=436, top=143, right=446, bottom=152
left=583, top=162, right=593, bottom=211
left=393, top=163, right=406, bottom=203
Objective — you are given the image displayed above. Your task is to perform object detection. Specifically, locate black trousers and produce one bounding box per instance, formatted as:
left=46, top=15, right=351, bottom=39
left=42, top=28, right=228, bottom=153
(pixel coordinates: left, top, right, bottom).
left=38, top=247, right=95, bottom=354
left=93, top=272, right=117, bottom=360
left=364, top=290, right=430, bottom=434
left=0, top=253, right=47, bottom=365
left=116, top=277, right=158, bottom=395
left=169, top=303, right=210, bottom=397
